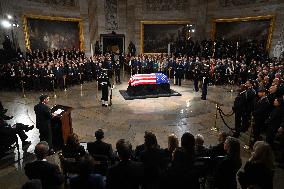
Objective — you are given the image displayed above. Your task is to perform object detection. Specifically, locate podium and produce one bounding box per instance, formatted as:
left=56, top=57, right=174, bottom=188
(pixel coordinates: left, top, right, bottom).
left=51, top=105, right=73, bottom=150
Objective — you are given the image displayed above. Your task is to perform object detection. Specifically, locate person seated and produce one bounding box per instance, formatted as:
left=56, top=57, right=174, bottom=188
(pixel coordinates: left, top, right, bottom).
left=162, top=134, right=179, bottom=166
left=134, top=131, right=148, bottom=160
left=207, top=131, right=228, bottom=158
left=139, top=131, right=165, bottom=189
left=69, top=154, right=104, bottom=189
left=106, top=139, right=144, bottom=189
left=238, top=141, right=274, bottom=189
left=62, top=133, right=86, bottom=160
left=87, top=129, right=114, bottom=161
left=162, top=132, right=199, bottom=189
left=195, top=134, right=207, bottom=157
left=24, top=141, right=64, bottom=189
left=215, top=136, right=242, bottom=189
left=0, top=116, right=33, bottom=152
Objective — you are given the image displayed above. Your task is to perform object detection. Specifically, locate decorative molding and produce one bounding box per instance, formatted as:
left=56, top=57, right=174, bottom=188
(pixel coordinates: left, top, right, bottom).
left=219, top=0, right=270, bottom=7
left=143, top=0, right=188, bottom=11
left=26, top=0, right=77, bottom=7
left=105, top=0, right=118, bottom=30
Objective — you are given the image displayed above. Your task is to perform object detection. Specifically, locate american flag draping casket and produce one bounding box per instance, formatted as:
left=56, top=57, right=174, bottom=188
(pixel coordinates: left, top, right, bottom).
left=128, top=73, right=170, bottom=86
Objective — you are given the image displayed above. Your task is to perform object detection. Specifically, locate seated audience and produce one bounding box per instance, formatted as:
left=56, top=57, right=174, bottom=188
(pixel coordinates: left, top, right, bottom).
left=106, top=139, right=144, bottom=189
left=238, top=141, right=274, bottom=189
left=140, top=131, right=165, bottom=189
left=87, top=129, right=114, bottom=160
left=24, top=141, right=64, bottom=189
left=215, top=136, right=242, bottom=189
left=195, top=134, right=207, bottom=157
left=162, top=132, right=199, bottom=189
left=162, top=133, right=179, bottom=165
left=134, top=130, right=152, bottom=160
left=207, top=131, right=228, bottom=158
left=62, top=133, right=86, bottom=160
left=69, top=154, right=104, bottom=189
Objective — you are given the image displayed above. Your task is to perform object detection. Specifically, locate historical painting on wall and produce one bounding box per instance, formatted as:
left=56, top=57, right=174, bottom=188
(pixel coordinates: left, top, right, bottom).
left=213, top=16, right=274, bottom=49
left=24, top=15, right=83, bottom=50
left=141, top=21, right=190, bottom=53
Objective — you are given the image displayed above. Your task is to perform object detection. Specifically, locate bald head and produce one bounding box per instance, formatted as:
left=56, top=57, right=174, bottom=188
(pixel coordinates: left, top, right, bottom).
left=34, top=141, right=49, bottom=160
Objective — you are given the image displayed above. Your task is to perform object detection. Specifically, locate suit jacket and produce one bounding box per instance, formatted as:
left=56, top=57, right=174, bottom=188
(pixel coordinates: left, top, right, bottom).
left=106, top=160, right=144, bottom=189
left=34, top=103, right=52, bottom=131
left=25, top=160, right=64, bottom=189
left=87, top=140, right=114, bottom=159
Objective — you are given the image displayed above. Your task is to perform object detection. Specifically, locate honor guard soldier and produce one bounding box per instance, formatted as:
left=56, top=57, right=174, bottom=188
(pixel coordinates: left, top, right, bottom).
left=174, top=58, right=184, bottom=86
left=201, top=70, right=209, bottom=100
left=100, top=69, right=111, bottom=107
left=114, top=54, right=121, bottom=84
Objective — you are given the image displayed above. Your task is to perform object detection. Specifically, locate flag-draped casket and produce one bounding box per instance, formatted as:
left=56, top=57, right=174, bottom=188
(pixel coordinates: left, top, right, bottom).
left=127, top=73, right=171, bottom=96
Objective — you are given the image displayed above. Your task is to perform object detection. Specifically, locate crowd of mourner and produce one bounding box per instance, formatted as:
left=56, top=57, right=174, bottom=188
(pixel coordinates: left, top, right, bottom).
left=1, top=38, right=284, bottom=189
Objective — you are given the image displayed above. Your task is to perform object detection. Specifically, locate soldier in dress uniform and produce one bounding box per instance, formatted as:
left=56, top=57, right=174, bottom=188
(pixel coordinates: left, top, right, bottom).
left=100, top=69, right=111, bottom=107
left=174, top=58, right=184, bottom=86
left=201, top=69, right=209, bottom=100
left=114, top=54, right=121, bottom=84
left=193, top=63, right=200, bottom=92
left=32, top=64, right=41, bottom=91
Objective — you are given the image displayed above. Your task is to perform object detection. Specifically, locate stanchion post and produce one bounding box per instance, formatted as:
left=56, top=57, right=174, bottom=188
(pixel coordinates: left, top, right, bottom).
left=168, top=68, right=171, bottom=79
left=63, top=76, right=67, bottom=91
left=21, top=80, right=26, bottom=98
left=211, top=104, right=219, bottom=132
left=243, top=113, right=254, bottom=150
left=52, top=80, right=57, bottom=98
left=96, top=80, right=99, bottom=101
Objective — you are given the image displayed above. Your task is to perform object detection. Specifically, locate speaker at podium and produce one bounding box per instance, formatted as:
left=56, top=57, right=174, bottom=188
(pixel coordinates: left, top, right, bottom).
left=51, top=105, right=73, bottom=150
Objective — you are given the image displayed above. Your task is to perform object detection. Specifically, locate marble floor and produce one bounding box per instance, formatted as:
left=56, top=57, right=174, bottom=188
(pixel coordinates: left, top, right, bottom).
left=0, top=73, right=283, bottom=189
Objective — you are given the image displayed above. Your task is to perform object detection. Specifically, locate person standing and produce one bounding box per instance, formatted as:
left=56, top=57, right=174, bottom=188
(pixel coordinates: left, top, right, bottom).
left=99, top=70, right=111, bottom=107
left=201, top=71, right=209, bottom=100
left=34, top=95, right=56, bottom=153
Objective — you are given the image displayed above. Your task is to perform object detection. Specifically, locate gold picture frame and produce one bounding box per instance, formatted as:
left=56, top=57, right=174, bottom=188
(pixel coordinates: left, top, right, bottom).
left=211, top=15, right=275, bottom=50
left=141, top=20, right=191, bottom=54
left=23, top=14, right=84, bottom=50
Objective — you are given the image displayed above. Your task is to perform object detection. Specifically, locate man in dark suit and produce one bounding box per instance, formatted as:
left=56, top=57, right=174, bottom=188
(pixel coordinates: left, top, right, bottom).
left=106, top=139, right=144, bottom=189
left=87, top=129, right=114, bottom=160
left=24, top=141, right=64, bottom=189
left=252, top=87, right=272, bottom=144
left=34, top=95, right=56, bottom=153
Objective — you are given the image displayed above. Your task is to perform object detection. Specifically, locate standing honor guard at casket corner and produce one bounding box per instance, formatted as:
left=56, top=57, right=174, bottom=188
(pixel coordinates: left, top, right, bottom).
left=99, top=69, right=112, bottom=107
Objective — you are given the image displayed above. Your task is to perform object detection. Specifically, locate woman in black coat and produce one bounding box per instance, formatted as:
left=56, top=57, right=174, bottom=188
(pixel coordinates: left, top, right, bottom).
left=238, top=141, right=274, bottom=189
left=215, top=136, right=242, bottom=189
